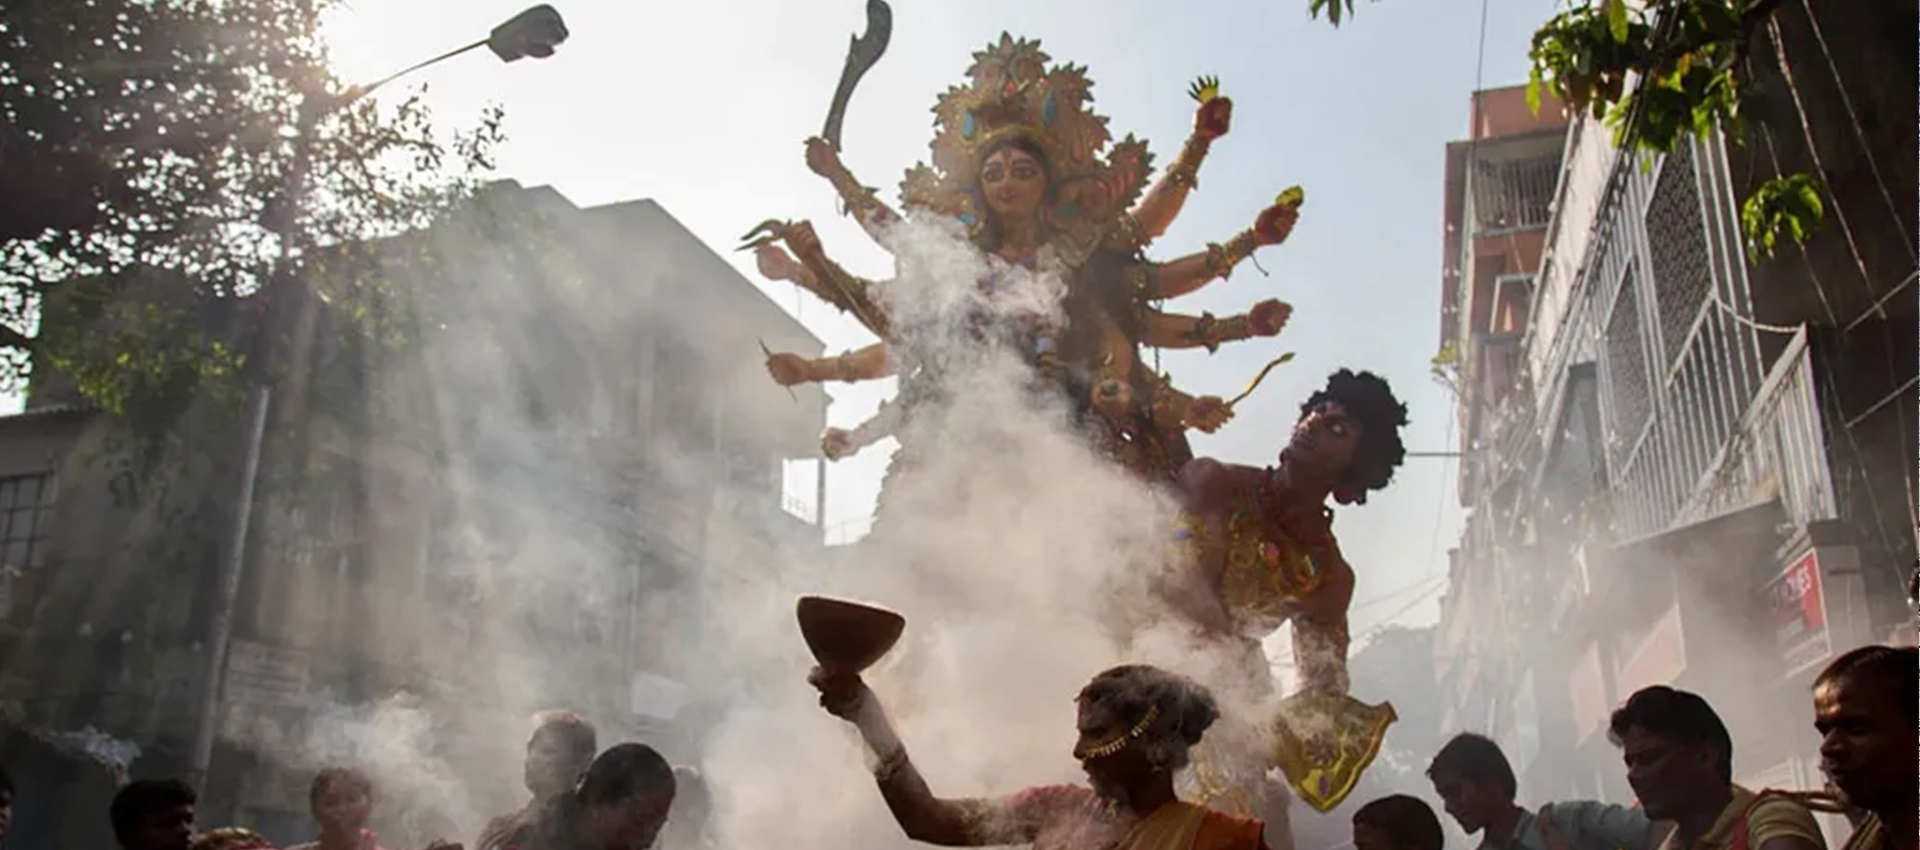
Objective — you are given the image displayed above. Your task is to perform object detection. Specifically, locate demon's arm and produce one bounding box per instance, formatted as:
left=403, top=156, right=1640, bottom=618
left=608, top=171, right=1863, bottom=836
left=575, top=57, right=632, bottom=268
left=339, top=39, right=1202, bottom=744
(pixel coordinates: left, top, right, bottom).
left=806, top=137, right=906, bottom=247
left=1143, top=300, right=1292, bottom=352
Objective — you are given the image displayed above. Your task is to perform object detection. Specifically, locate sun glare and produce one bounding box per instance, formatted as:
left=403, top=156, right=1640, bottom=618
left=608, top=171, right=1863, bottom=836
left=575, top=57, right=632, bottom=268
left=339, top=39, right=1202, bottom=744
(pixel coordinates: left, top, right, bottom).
left=318, top=3, right=406, bottom=87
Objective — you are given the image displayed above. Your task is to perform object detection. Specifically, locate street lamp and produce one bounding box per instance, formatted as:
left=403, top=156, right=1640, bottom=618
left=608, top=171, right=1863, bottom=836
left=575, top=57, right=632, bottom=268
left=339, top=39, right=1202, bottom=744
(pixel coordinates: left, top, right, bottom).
left=186, top=5, right=568, bottom=786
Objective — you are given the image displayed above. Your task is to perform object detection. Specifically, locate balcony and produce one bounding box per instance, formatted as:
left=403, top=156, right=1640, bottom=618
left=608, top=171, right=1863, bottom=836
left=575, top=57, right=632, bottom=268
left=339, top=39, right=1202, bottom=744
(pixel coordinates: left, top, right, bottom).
left=1677, top=327, right=1837, bottom=529
left=1468, top=151, right=1564, bottom=235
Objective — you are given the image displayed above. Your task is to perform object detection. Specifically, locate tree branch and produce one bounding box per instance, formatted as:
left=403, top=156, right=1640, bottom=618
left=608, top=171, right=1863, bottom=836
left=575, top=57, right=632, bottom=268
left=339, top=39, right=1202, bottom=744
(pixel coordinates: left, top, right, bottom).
left=0, top=324, right=38, bottom=353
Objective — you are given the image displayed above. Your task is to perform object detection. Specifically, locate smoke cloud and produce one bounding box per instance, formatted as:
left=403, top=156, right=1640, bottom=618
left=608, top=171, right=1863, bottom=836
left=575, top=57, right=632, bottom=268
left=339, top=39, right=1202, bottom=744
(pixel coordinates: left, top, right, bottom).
left=230, top=204, right=1287, bottom=850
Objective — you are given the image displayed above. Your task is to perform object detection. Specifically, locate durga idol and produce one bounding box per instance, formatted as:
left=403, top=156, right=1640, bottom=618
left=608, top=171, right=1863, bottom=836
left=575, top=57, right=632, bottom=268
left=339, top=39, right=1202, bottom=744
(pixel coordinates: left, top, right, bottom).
left=749, top=35, right=1303, bottom=512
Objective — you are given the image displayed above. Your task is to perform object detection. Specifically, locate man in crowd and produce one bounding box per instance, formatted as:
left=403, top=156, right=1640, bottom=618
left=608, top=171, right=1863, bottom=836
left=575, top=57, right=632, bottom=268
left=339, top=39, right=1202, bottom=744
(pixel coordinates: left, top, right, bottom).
left=1428, top=732, right=1653, bottom=850
left=1352, top=794, right=1444, bottom=850
left=1811, top=646, right=1917, bottom=850
left=0, top=766, right=12, bottom=846
left=659, top=766, right=712, bottom=850
left=110, top=779, right=197, bottom=850
left=478, top=711, right=598, bottom=850
left=1610, top=685, right=1825, bottom=850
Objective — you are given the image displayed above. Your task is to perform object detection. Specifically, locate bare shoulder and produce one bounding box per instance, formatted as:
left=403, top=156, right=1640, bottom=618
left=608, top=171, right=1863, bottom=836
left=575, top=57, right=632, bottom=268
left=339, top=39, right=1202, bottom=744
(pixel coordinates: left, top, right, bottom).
left=1177, top=458, right=1259, bottom=511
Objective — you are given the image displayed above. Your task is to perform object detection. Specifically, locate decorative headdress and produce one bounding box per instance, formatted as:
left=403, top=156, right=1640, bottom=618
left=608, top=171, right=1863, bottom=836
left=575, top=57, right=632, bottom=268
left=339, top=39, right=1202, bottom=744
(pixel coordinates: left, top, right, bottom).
left=899, top=34, right=1154, bottom=230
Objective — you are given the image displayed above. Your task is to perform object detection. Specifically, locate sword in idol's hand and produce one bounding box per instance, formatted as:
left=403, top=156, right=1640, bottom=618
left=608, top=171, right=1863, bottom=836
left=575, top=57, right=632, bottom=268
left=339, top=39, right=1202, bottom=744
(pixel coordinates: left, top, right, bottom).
left=821, top=0, right=892, bottom=152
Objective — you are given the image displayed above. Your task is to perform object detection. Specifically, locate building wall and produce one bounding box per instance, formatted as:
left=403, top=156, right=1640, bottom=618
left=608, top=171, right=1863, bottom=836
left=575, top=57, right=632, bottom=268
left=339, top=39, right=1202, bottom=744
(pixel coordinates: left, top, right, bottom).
left=0, top=184, right=828, bottom=846
left=1436, top=3, right=1915, bottom=805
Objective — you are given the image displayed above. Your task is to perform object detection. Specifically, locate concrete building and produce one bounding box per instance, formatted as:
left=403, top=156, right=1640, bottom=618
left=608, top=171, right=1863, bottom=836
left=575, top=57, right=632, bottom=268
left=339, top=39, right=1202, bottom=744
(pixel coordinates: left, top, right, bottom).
left=1435, top=1, right=1914, bottom=826
left=0, top=182, right=827, bottom=846
left=1432, top=82, right=1570, bottom=771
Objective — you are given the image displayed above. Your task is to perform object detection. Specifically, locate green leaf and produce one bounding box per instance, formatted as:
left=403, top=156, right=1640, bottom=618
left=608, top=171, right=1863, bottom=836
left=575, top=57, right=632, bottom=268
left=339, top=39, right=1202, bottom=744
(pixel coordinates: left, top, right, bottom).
left=1526, top=68, right=1544, bottom=115
left=1740, top=173, right=1827, bottom=261
left=1605, top=0, right=1629, bottom=43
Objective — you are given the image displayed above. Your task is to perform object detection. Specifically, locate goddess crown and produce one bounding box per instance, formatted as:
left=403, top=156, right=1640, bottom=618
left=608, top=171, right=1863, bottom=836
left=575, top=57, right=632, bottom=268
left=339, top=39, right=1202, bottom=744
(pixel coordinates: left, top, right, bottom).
left=899, top=34, right=1154, bottom=231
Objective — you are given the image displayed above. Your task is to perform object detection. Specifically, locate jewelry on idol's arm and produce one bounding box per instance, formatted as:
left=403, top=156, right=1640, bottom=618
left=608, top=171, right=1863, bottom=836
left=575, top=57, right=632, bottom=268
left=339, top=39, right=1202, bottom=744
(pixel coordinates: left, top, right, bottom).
left=1115, top=213, right=1152, bottom=252
left=1181, top=311, right=1257, bottom=354
left=1164, top=134, right=1212, bottom=192
left=828, top=166, right=895, bottom=226
left=822, top=351, right=864, bottom=383
left=1146, top=376, right=1193, bottom=431
left=1203, top=229, right=1261, bottom=280
left=805, top=254, right=890, bottom=338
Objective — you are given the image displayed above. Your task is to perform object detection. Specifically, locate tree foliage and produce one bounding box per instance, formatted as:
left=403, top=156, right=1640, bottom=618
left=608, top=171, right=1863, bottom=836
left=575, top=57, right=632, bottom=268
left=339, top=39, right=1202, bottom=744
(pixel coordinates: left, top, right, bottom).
left=0, top=0, right=502, bottom=427
left=1308, top=0, right=1823, bottom=259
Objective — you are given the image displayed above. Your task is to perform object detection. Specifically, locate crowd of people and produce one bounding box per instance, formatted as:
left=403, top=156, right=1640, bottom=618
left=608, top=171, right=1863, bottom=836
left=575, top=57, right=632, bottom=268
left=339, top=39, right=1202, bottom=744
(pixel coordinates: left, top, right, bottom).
left=799, top=643, right=1915, bottom=850
left=0, top=711, right=705, bottom=850
left=0, top=645, right=1908, bottom=850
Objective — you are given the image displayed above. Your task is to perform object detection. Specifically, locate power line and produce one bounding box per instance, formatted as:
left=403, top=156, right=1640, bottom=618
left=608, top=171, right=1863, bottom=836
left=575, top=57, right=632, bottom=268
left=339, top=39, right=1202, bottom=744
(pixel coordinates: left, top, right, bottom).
left=1350, top=572, right=1448, bottom=615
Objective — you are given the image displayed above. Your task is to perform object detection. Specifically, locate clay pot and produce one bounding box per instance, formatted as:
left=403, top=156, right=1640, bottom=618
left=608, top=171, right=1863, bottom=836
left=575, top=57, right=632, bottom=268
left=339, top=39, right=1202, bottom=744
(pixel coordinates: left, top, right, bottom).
left=796, top=595, right=905, bottom=673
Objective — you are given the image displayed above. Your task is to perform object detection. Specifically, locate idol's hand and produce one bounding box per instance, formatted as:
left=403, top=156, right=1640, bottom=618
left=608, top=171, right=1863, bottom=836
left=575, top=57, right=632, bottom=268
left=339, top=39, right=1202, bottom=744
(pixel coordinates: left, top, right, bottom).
left=765, top=352, right=815, bottom=386
left=808, top=666, right=873, bottom=721
left=754, top=242, right=807, bottom=283
left=821, top=427, right=854, bottom=460
left=1252, top=202, right=1300, bottom=247
left=1188, top=76, right=1232, bottom=141
left=1184, top=396, right=1233, bottom=433
left=1195, top=97, right=1232, bottom=141
left=1249, top=299, right=1292, bottom=337
left=783, top=220, right=824, bottom=264
left=805, top=137, right=845, bottom=179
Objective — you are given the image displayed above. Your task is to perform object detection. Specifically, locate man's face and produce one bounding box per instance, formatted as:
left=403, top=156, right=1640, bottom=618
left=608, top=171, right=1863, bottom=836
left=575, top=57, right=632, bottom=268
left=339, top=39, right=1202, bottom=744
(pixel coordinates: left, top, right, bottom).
left=136, top=804, right=194, bottom=850
left=587, top=791, right=673, bottom=850
left=1072, top=699, right=1154, bottom=805
left=525, top=728, right=584, bottom=799
left=1815, top=674, right=1917, bottom=811
left=313, top=780, right=371, bottom=835
left=1428, top=771, right=1499, bottom=834
left=1353, top=824, right=1399, bottom=850
left=1619, top=725, right=1718, bottom=821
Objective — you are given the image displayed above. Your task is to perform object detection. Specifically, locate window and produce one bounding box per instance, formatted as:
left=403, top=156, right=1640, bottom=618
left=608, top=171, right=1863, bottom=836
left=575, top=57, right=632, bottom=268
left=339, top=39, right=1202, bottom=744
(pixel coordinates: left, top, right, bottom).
left=0, top=473, right=54, bottom=571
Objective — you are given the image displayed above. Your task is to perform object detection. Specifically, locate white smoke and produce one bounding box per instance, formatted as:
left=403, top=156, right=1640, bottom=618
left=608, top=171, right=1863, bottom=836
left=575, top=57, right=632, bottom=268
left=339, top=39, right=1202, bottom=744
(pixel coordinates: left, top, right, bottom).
left=241, top=204, right=1283, bottom=850
left=688, top=213, right=1269, bottom=850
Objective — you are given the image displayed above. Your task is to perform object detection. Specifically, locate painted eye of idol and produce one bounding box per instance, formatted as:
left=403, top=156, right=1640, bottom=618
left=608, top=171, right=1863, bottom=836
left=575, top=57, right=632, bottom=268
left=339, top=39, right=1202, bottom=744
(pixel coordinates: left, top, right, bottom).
left=981, top=150, right=1042, bottom=185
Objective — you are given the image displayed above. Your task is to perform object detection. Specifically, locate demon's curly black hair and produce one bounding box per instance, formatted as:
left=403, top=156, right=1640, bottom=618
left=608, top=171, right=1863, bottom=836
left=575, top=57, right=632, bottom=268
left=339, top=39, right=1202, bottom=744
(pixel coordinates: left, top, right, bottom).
left=1077, top=664, right=1220, bottom=771
left=1301, top=369, right=1409, bottom=504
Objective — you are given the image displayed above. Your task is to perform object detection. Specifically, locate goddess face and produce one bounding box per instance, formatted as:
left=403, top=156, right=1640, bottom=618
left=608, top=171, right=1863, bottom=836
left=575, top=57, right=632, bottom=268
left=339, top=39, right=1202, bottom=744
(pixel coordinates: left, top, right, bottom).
left=979, top=145, right=1048, bottom=224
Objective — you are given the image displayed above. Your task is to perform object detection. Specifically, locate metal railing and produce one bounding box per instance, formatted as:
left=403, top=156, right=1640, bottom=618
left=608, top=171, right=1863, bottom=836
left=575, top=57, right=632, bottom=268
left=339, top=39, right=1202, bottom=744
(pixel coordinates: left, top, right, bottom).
left=1582, top=134, right=1771, bottom=540
left=1678, top=327, right=1838, bottom=528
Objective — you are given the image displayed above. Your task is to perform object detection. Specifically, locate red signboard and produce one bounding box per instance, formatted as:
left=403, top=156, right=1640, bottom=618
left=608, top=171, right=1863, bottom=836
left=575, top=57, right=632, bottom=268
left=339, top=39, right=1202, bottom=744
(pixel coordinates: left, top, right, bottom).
left=1765, top=549, right=1831, bottom=675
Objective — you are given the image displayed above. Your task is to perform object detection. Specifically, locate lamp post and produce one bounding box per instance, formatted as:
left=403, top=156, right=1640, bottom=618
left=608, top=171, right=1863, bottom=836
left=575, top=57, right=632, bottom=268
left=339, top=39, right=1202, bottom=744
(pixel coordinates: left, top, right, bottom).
left=186, top=4, right=568, bottom=786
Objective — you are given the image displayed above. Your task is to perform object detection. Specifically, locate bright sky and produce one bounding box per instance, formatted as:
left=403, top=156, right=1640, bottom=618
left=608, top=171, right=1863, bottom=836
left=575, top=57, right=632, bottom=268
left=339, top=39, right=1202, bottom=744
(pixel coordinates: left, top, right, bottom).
left=322, top=0, right=1555, bottom=634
